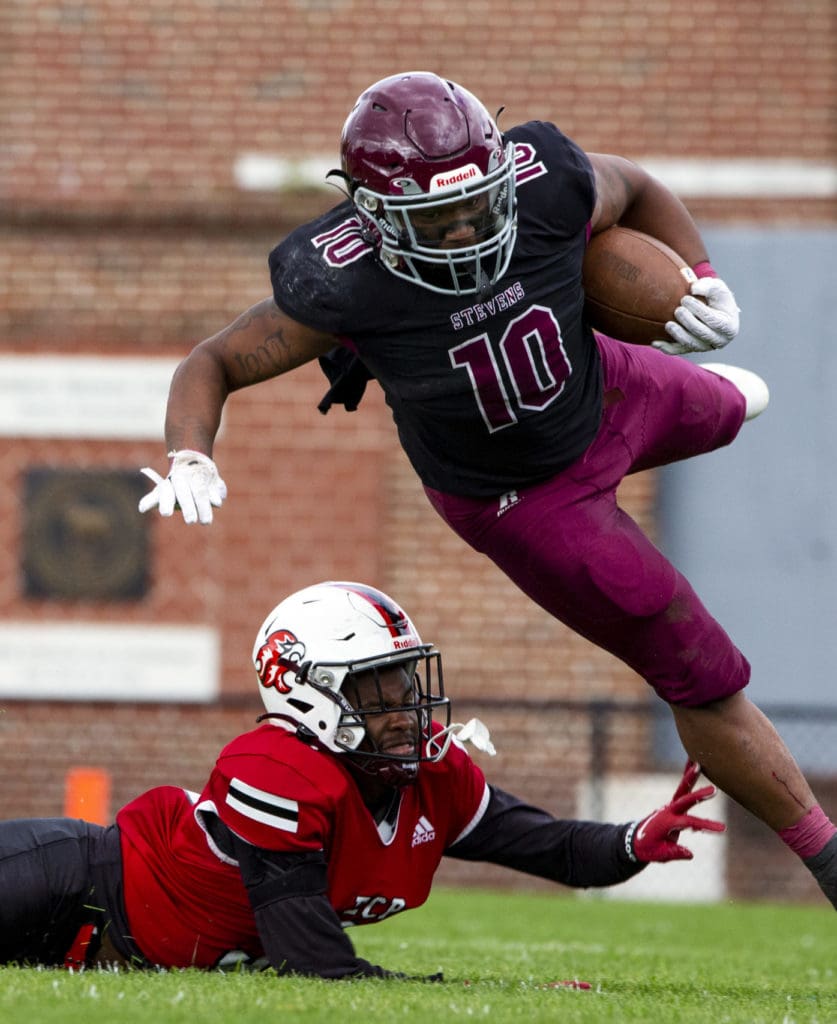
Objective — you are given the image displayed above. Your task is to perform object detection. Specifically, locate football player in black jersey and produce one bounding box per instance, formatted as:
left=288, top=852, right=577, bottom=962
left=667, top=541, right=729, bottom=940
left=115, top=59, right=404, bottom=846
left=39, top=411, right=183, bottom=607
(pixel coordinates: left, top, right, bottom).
left=139, top=72, right=836, bottom=909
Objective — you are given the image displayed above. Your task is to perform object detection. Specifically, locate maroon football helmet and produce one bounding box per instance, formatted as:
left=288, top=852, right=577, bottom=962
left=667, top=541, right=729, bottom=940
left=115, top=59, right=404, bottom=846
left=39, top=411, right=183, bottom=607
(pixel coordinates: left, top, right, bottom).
left=340, top=72, right=517, bottom=296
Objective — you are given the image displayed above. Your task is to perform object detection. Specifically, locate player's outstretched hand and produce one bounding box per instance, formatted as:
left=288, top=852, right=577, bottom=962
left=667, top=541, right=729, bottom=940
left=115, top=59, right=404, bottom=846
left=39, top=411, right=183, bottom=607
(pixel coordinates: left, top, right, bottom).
left=138, top=449, right=227, bottom=525
left=654, top=277, right=739, bottom=356
left=628, top=760, right=725, bottom=863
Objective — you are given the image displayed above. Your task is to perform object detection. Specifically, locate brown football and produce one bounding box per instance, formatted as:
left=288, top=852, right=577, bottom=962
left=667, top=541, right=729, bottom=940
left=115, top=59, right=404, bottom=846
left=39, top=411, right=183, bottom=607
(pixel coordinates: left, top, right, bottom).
left=582, top=226, right=696, bottom=346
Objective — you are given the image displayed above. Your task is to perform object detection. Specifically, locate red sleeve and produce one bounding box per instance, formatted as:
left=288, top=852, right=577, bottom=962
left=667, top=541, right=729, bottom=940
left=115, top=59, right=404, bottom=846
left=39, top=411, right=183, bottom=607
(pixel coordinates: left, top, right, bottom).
left=200, top=731, right=346, bottom=854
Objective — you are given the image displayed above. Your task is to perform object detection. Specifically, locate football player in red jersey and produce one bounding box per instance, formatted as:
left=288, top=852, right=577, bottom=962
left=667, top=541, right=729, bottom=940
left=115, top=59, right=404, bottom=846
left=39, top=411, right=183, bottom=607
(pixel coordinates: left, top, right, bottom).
left=1, top=582, right=724, bottom=976
left=138, top=73, right=836, bottom=908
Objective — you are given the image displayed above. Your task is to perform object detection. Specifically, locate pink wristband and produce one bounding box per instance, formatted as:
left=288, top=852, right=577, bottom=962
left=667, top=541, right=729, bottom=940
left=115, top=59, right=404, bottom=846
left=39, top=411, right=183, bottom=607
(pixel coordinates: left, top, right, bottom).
left=692, top=260, right=718, bottom=279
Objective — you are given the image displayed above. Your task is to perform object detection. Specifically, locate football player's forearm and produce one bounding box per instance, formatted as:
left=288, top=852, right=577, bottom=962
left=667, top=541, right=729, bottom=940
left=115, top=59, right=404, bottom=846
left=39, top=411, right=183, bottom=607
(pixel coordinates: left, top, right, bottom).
left=163, top=298, right=283, bottom=455
left=446, top=785, right=643, bottom=888
left=163, top=298, right=337, bottom=454
left=232, top=835, right=399, bottom=980
left=253, top=894, right=394, bottom=980
left=164, top=353, right=227, bottom=455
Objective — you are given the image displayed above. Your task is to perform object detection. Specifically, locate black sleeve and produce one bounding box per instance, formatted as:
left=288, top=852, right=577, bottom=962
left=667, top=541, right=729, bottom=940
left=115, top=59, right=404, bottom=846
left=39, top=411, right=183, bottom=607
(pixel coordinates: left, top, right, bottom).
left=446, top=785, right=645, bottom=889
left=226, top=828, right=398, bottom=980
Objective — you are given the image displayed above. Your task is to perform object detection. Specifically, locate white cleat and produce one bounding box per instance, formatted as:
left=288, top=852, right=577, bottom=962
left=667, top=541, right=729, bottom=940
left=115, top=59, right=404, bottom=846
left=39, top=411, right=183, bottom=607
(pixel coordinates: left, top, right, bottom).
left=699, top=363, right=770, bottom=421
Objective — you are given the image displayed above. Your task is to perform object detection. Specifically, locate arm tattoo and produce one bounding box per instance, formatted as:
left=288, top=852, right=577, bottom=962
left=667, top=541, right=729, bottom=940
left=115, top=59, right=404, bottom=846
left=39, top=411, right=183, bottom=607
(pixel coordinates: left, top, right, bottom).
left=225, top=306, right=295, bottom=383
left=232, top=329, right=293, bottom=383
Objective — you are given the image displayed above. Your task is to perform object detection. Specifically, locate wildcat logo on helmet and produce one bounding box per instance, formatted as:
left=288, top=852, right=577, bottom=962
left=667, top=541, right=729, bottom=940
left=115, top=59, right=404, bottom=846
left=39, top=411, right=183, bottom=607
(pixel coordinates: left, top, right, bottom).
left=255, top=629, right=306, bottom=694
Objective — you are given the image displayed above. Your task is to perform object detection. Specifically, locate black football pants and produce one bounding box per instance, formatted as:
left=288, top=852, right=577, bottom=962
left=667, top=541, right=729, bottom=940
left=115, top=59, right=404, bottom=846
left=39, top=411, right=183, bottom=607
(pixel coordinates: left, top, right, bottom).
left=0, top=818, right=124, bottom=966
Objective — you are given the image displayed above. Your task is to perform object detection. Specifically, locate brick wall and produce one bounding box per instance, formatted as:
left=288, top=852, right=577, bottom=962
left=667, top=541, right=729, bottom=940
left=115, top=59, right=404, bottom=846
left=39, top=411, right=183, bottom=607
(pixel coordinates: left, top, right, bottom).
left=1, top=1, right=834, bottom=904
left=2, top=0, right=833, bottom=210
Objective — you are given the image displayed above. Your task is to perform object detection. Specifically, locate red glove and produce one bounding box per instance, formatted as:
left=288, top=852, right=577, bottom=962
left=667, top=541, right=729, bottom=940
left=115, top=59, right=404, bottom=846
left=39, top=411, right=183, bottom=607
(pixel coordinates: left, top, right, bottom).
left=626, top=760, right=726, bottom=864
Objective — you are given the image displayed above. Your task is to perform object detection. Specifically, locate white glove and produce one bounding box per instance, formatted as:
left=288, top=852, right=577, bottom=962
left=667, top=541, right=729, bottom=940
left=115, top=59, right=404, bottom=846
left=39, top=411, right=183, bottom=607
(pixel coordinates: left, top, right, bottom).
left=138, top=450, right=227, bottom=525
left=653, top=277, right=740, bottom=356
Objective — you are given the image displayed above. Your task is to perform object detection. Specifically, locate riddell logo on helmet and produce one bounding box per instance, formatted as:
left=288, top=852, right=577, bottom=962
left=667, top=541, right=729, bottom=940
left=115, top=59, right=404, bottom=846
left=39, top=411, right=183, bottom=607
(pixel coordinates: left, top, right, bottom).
left=393, top=638, right=418, bottom=650
left=429, top=164, right=482, bottom=191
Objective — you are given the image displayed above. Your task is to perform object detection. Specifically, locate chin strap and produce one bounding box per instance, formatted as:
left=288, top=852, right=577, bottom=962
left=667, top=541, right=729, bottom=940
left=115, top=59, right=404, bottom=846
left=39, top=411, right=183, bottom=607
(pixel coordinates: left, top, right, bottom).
left=426, top=718, right=497, bottom=762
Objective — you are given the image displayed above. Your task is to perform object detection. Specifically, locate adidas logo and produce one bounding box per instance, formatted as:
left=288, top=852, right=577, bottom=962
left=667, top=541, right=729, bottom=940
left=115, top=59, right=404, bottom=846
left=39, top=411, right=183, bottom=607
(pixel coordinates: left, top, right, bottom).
left=411, top=815, right=436, bottom=847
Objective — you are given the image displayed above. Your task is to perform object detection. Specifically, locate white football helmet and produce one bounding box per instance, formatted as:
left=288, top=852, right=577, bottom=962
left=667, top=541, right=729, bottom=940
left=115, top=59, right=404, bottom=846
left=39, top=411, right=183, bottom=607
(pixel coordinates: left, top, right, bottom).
left=252, top=581, right=450, bottom=784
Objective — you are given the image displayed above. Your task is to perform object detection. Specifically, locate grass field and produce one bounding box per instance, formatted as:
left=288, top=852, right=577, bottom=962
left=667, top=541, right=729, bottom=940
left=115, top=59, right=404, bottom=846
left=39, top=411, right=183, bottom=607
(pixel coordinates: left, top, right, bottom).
left=1, top=888, right=833, bottom=1024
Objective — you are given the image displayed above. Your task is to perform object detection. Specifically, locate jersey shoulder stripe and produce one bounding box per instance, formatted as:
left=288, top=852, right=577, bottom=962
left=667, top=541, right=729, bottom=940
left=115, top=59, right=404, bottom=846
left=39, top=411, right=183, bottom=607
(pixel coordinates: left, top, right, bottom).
left=449, top=780, right=491, bottom=846
left=225, top=776, right=300, bottom=833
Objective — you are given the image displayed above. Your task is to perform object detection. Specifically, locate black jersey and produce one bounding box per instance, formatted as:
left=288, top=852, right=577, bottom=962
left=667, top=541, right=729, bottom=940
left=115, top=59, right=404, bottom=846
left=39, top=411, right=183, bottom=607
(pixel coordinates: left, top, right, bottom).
left=269, top=121, right=602, bottom=498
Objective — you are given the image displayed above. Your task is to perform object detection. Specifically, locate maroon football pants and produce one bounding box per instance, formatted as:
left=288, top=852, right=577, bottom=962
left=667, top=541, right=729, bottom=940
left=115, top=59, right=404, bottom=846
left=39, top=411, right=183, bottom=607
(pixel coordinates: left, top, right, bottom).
left=425, top=335, right=749, bottom=706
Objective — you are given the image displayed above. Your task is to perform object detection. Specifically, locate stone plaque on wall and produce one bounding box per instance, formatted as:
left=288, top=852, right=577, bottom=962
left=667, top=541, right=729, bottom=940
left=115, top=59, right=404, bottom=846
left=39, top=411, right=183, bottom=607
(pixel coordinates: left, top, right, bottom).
left=22, top=468, right=149, bottom=600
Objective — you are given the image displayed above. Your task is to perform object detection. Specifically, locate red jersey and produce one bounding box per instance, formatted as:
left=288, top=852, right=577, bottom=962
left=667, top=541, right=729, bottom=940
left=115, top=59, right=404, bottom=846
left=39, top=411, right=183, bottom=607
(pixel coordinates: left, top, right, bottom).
left=116, top=722, right=487, bottom=968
